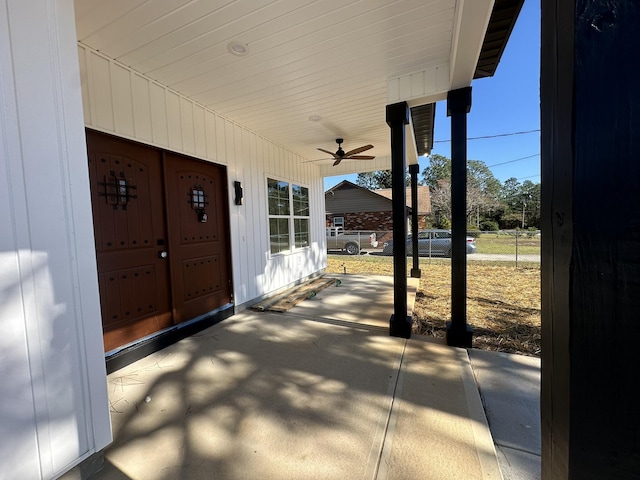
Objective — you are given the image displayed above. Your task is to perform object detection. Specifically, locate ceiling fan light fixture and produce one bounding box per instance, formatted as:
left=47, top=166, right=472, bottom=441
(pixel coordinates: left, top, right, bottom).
left=316, top=139, right=375, bottom=167
left=227, top=42, right=248, bottom=56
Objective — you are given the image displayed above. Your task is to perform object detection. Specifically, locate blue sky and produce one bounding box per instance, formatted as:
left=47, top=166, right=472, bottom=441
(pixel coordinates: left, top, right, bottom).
left=324, top=0, right=540, bottom=190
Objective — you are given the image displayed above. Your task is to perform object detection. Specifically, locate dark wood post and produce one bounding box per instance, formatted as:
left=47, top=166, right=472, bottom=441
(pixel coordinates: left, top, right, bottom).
left=387, top=102, right=412, bottom=338
left=541, top=1, right=640, bottom=478
left=446, top=87, right=473, bottom=348
left=409, top=163, right=421, bottom=278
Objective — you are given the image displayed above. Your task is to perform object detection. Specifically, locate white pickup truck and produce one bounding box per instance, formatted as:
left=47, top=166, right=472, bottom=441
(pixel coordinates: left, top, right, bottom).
left=326, top=227, right=378, bottom=255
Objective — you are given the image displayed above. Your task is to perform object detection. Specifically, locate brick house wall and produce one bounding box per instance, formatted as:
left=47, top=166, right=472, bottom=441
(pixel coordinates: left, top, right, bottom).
left=325, top=180, right=431, bottom=246
left=326, top=212, right=429, bottom=243
left=326, top=212, right=394, bottom=231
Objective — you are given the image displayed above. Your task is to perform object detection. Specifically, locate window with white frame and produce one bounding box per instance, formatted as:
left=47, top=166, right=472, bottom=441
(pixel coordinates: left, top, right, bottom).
left=267, top=178, right=309, bottom=254
left=333, top=216, right=344, bottom=229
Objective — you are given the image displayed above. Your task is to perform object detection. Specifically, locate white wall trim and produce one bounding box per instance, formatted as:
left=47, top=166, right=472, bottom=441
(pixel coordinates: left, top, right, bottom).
left=1, top=1, right=112, bottom=478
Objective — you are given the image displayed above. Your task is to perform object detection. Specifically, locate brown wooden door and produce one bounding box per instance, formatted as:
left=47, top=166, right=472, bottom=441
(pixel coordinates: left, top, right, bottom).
left=164, top=152, right=232, bottom=323
left=86, top=131, right=172, bottom=352
left=87, top=131, right=233, bottom=352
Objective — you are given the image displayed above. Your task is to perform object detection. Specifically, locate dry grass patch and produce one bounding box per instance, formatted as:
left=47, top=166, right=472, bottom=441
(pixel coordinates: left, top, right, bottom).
left=326, top=255, right=541, bottom=357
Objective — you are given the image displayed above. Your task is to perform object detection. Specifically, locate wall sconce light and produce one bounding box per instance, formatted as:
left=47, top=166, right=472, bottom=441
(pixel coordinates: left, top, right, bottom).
left=234, top=181, right=243, bottom=205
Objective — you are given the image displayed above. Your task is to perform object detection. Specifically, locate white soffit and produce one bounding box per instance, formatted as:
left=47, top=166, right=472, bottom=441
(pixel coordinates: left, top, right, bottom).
left=449, top=0, right=496, bottom=90
left=388, top=0, right=495, bottom=107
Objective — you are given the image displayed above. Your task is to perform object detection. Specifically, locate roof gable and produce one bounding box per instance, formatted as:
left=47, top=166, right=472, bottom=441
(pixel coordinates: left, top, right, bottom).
left=374, top=186, right=431, bottom=214
left=325, top=181, right=395, bottom=214
left=325, top=180, right=432, bottom=215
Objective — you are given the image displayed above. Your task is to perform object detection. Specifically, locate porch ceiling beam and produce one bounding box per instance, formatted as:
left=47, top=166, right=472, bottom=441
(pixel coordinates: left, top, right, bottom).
left=387, top=64, right=450, bottom=107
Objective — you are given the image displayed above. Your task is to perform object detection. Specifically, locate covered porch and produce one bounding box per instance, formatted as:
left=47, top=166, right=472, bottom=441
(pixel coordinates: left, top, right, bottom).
left=1, top=1, right=529, bottom=478
left=73, top=275, right=517, bottom=480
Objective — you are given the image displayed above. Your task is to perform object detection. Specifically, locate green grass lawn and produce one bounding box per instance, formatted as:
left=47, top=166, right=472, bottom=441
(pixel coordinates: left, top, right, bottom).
left=474, top=233, right=541, bottom=255
left=326, top=254, right=541, bottom=356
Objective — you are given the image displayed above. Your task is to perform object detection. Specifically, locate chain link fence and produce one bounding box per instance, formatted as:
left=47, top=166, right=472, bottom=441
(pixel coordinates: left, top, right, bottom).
left=326, top=228, right=540, bottom=267
left=467, top=230, right=541, bottom=266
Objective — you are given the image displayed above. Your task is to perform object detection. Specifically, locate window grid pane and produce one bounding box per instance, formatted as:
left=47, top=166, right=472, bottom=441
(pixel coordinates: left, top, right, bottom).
left=269, top=218, right=290, bottom=254
left=268, top=178, right=290, bottom=216
left=294, top=218, right=309, bottom=248
left=292, top=185, right=309, bottom=216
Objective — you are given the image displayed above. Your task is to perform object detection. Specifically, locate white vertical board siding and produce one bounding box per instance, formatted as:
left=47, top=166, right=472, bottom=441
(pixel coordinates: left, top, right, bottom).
left=247, top=131, right=263, bottom=298
left=1, top=3, right=111, bottom=479
left=205, top=109, right=217, bottom=161
left=194, top=105, right=207, bottom=158
left=112, top=63, right=135, bottom=136
left=167, top=91, right=182, bottom=150
left=78, top=45, right=327, bottom=306
left=132, top=74, right=153, bottom=142
left=88, top=52, right=114, bottom=130
left=150, top=82, right=169, bottom=146
left=180, top=97, right=195, bottom=155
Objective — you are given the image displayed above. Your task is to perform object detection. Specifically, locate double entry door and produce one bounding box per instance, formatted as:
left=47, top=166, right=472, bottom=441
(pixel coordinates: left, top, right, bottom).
left=86, top=130, right=232, bottom=352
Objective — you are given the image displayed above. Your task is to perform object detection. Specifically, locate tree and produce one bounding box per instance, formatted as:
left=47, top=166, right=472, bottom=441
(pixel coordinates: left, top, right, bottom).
left=356, top=169, right=410, bottom=189
left=498, top=177, right=541, bottom=228
left=520, top=180, right=541, bottom=228
left=499, top=177, right=522, bottom=211
left=429, top=178, right=501, bottom=228
left=421, top=154, right=502, bottom=228
left=420, top=154, right=451, bottom=189
left=356, top=172, right=381, bottom=189
left=430, top=179, right=452, bottom=227
left=468, top=160, right=502, bottom=198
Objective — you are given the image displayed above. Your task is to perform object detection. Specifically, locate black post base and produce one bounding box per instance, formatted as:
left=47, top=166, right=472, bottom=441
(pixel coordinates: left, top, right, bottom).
left=410, top=268, right=421, bottom=278
left=390, top=314, right=413, bottom=339
left=446, top=322, right=473, bottom=348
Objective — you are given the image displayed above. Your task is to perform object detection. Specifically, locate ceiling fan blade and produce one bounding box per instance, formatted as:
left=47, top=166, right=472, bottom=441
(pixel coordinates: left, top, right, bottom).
left=317, top=148, right=340, bottom=159
left=346, top=155, right=375, bottom=160
left=302, top=157, right=332, bottom=163
left=332, top=158, right=342, bottom=166
left=343, top=144, right=373, bottom=157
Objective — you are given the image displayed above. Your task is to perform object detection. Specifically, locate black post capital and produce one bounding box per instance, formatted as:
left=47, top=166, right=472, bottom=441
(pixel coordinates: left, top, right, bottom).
left=386, top=102, right=410, bottom=127
left=447, top=87, right=472, bottom=116
left=409, top=163, right=419, bottom=174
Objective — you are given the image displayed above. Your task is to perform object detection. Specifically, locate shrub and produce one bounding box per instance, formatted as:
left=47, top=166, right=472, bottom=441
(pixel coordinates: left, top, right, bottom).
left=436, top=217, right=451, bottom=229
left=480, top=220, right=500, bottom=231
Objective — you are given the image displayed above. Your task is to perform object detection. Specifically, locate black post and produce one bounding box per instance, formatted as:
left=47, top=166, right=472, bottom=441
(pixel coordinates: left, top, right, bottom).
left=386, top=102, right=412, bottom=338
left=541, top=1, right=640, bottom=478
left=446, top=87, right=473, bottom=348
left=409, top=163, right=421, bottom=278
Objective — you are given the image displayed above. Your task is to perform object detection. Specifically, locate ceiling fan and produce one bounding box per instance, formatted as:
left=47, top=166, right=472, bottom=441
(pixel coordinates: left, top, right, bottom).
left=317, top=138, right=375, bottom=166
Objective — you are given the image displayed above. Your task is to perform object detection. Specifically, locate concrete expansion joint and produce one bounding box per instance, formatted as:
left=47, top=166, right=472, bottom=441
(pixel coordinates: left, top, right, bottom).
left=374, top=339, right=408, bottom=480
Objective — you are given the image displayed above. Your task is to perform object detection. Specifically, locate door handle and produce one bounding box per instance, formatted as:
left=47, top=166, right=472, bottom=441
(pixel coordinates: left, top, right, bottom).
left=158, top=251, right=168, bottom=259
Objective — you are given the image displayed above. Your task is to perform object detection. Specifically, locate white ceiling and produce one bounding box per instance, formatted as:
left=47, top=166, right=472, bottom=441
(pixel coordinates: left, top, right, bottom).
left=74, top=0, right=494, bottom=165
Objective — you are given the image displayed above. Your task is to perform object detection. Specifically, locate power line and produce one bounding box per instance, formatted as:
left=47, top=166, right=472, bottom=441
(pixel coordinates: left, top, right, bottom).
left=434, top=129, right=540, bottom=143
left=487, top=153, right=540, bottom=168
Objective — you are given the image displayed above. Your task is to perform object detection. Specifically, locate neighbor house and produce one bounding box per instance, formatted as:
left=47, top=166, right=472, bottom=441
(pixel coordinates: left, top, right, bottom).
left=375, top=185, right=432, bottom=230
left=325, top=180, right=431, bottom=234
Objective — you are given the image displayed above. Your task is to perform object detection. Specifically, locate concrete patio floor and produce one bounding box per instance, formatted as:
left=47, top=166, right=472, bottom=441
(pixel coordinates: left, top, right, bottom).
left=84, top=275, right=512, bottom=480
